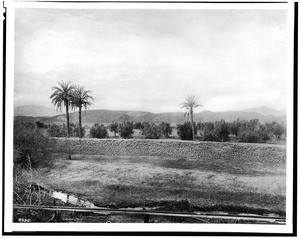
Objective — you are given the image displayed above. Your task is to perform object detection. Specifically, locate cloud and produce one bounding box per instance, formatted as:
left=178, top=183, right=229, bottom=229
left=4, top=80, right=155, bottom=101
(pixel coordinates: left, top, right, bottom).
left=14, top=8, right=288, bottom=112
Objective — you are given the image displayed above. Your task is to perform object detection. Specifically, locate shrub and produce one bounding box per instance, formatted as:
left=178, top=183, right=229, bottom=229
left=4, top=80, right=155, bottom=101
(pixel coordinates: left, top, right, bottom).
left=214, top=120, right=230, bottom=142
left=46, top=123, right=85, bottom=138
left=176, top=122, right=197, bottom=140
left=14, top=120, right=51, bottom=168
left=273, top=124, right=285, bottom=139
left=159, top=122, right=173, bottom=138
left=13, top=167, right=59, bottom=222
left=238, top=119, right=270, bottom=143
left=47, top=124, right=62, bottom=137
left=141, top=122, right=162, bottom=139
left=89, top=124, right=109, bottom=138
left=35, top=121, right=45, bottom=128
left=109, top=122, right=119, bottom=137
left=70, top=123, right=85, bottom=138
left=228, top=119, right=243, bottom=136
left=202, top=122, right=217, bottom=141
left=266, top=121, right=286, bottom=139
left=118, top=121, right=134, bottom=139
left=134, top=122, right=143, bottom=129
left=197, top=122, right=203, bottom=131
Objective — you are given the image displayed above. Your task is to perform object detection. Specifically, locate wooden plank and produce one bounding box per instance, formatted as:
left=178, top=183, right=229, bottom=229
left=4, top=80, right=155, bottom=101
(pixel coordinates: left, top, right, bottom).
left=13, top=204, right=285, bottom=224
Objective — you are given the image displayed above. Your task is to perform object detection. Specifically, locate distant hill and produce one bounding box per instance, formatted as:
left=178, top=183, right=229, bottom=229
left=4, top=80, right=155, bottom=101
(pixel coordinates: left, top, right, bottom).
left=242, top=106, right=286, bottom=116
left=16, top=106, right=286, bottom=125
left=195, top=110, right=286, bottom=123
left=14, top=105, right=62, bottom=117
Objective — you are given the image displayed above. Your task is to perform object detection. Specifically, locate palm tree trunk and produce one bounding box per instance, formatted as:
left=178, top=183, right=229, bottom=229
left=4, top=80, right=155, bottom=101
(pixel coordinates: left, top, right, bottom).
left=66, top=103, right=71, bottom=160
left=79, top=105, right=82, bottom=138
left=190, top=110, right=195, bottom=141
left=66, top=104, right=70, bottom=137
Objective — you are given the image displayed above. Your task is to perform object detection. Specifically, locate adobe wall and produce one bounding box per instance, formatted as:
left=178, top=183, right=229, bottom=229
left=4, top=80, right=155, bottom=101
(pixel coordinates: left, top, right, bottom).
left=50, top=138, right=286, bottom=164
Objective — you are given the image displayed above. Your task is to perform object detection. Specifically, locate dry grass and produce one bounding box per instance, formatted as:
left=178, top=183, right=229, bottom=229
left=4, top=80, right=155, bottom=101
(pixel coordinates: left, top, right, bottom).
left=34, top=153, right=285, bottom=215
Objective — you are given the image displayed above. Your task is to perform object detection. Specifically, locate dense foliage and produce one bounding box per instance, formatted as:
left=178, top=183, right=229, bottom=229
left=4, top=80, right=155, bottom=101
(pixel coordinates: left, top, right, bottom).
left=108, top=122, right=119, bottom=137
left=133, top=122, right=143, bottom=129
left=46, top=123, right=85, bottom=138
left=265, top=121, right=285, bottom=139
left=237, top=119, right=270, bottom=143
left=159, top=122, right=173, bottom=138
left=141, top=122, right=162, bottom=139
left=176, top=122, right=197, bottom=140
left=200, top=120, right=230, bottom=142
left=36, top=117, right=285, bottom=144
left=118, top=121, right=134, bottom=139
left=14, top=120, right=51, bottom=168
left=89, top=124, right=109, bottom=138
left=198, top=119, right=285, bottom=143
left=35, top=121, right=45, bottom=128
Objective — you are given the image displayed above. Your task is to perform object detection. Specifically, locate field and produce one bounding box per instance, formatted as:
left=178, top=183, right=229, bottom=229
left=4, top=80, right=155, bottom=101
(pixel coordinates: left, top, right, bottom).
left=34, top=152, right=286, bottom=219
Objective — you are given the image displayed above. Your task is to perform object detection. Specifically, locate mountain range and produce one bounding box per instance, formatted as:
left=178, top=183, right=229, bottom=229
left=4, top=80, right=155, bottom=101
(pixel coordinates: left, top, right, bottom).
left=14, top=105, right=62, bottom=117
left=14, top=105, right=286, bottom=125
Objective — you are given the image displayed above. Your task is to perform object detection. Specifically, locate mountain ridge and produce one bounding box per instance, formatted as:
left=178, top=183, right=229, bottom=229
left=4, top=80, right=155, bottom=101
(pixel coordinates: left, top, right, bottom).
left=241, top=106, right=286, bottom=116
left=14, top=105, right=286, bottom=125
left=14, top=105, right=62, bottom=117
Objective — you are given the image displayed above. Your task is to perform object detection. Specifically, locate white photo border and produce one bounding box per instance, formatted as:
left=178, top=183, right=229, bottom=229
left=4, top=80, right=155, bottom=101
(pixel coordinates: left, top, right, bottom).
left=3, top=0, right=296, bottom=235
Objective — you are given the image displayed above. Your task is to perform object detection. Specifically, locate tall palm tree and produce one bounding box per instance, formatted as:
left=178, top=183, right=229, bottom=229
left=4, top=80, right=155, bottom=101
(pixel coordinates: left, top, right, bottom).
left=70, top=86, right=94, bottom=138
left=181, top=95, right=202, bottom=141
left=50, top=81, right=75, bottom=138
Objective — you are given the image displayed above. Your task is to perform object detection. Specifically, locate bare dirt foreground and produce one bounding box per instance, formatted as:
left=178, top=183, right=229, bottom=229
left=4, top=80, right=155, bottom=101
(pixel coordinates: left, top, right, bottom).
left=31, top=152, right=285, bottom=223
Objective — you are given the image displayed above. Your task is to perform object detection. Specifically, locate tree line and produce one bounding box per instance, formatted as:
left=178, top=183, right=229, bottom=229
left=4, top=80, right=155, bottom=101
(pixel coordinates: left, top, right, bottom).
left=43, top=121, right=172, bottom=139
left=47, top=83, right=285, bottom=144
left=42, top=118, right=285, bottom=144
left=182, top=119, right=285, bottom=143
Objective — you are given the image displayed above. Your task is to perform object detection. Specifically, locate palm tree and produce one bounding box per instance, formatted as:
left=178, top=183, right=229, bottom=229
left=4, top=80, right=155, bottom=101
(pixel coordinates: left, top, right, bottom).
left=70, top=86, right=94, bottom=138
left=181, top=95, right=202, bottom=141
left=50, top=81, right=75, bottom=137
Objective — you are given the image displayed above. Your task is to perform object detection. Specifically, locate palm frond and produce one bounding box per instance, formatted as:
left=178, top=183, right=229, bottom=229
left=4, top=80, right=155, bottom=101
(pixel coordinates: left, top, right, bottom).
left=70, top=85, right=94, bottom=110
left=181, top=95, right=202, bottom=117
left=50, top=80, right=75, bottom=111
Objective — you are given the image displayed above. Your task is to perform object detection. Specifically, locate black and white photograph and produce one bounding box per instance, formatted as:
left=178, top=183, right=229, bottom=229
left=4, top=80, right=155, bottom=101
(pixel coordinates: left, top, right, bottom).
left=2, top=0, right=296, bottom=235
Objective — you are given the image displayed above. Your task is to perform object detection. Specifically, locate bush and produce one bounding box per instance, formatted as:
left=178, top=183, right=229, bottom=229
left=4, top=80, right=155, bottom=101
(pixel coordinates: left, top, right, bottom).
left=176, top=122, right=197, bottom=140
left=47, top=124, right=63, bottom=137
left=35, top=121, right=45, bottom=128
left=134, top=122, right=143, bottom=129
left=159, top=122, right=173, bottom=138
left=201, top=122, right=216, bottom=141
left=196, top=122, right=203, bottom=131
left=228, top=119, right=243, bottom=136
left=266, top=121, right=286, bottom=139
left=70, top=123, right=85, bottom=138
left=118, top=121, right=134, bottom=139
left=46, top=123, right=85, bottom=138
left=14, top=120, right=51, bottom=168
left=141, top=122, right=162, bottom=139
left=109, top=122, right=118, bottom=137
left=13, top=167, right=60, bottom=222
left=89, top=124, right=109, bottom=138
left=238, top=119, right=270, bottom=143
left=214, top=120, right=230, bottom=142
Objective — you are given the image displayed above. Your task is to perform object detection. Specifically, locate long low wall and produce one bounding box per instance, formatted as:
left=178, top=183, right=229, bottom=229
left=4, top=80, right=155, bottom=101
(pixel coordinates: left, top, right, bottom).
left=50, top=138, right=286, bottom=164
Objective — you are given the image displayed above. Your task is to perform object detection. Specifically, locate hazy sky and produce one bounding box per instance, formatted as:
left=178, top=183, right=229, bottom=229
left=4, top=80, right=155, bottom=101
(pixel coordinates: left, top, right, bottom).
left=14, top=8, right=288, bottom=113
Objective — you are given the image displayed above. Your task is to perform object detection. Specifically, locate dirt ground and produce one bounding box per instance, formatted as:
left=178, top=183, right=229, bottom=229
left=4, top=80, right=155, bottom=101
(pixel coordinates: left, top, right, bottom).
left=33, top=152, right=285, bottom=217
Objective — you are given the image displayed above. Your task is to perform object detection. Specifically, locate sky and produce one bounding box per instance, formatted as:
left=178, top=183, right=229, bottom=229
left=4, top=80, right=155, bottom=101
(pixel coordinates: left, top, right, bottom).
left=14, top=8, right=288, bottom=113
